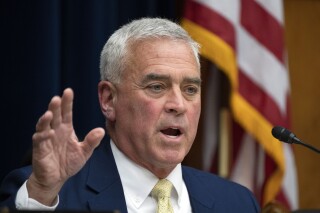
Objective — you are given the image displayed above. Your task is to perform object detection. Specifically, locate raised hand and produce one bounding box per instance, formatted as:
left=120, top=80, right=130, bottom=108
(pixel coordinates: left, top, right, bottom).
left=27, top=88, right=105, bottom=205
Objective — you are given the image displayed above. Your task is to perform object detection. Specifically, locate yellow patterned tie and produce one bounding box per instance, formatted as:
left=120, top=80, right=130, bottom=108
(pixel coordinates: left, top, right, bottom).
left=152, top=179, right=174, bottom=213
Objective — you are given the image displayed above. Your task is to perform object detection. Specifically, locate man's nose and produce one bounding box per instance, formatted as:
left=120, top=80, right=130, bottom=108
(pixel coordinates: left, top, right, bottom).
left=164, top=87, right=187, bottom=115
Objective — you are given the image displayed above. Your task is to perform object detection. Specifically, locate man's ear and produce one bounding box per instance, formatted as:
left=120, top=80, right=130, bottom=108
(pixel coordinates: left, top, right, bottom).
left=98, top=81, right=116, bottom=121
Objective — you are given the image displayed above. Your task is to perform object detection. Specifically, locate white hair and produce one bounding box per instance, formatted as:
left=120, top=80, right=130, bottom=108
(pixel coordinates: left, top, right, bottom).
left=99, top=17, right=200, bottom=83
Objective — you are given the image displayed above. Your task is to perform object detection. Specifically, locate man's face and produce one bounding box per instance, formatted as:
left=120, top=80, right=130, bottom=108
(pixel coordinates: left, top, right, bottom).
left=113, top=38, right=201, bottom=175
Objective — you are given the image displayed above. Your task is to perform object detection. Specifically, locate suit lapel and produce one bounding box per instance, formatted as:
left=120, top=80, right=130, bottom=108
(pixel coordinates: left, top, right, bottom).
left=183, top=167, right=216, bottom=213
left=86, top=141, right=128, bottom=213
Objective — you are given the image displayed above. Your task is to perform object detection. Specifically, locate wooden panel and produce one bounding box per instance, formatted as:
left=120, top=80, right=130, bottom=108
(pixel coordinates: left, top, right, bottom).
left=284, top=0, right=320, bottom=209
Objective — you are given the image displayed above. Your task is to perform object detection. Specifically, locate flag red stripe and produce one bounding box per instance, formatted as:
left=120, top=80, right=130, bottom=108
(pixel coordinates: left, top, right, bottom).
left=184, top=0, right=236, bottom=50
left=238, top=70, right=288, bottom=127
left=275, top=188, right=291, bottom=210
left=240, top=0, right=285, bottom=63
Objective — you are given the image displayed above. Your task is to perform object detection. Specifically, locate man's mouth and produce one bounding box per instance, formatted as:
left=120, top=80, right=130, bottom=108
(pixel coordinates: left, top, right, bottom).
left=160, top=127, right=182, bottom=137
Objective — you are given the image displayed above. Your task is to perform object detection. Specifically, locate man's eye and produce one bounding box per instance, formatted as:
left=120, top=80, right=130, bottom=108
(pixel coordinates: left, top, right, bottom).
left=185, top=86, right=199, bottom=95
left=148, top=84, right=165, bottom=93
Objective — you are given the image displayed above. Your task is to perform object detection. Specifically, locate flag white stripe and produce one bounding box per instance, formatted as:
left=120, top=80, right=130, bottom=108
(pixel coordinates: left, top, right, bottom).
left=283, top=143, right=299, bottom=209
left=255, top=0, right=284, bottom=24
left=237, top=26, right=289, bottom=114
left=197, top=0, right=240, bottom=25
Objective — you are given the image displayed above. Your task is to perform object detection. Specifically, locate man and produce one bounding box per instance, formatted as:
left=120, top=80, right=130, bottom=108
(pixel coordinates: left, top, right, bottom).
left=0, top=18, right=260, bottom=212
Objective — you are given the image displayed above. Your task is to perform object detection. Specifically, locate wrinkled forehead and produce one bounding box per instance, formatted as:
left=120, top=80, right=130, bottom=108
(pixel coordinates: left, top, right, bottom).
left=126, top=37, right=199, bottom=69
left=119, top=38, right=200, bottom=84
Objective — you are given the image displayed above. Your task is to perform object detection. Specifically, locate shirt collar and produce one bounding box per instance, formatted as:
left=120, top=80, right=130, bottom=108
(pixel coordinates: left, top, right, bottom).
left=110, top=140, right=184, bottom=208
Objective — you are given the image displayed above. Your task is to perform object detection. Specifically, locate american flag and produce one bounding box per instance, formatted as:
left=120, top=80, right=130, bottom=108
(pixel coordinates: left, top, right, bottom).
left=182, top=0, right=298, bottom=210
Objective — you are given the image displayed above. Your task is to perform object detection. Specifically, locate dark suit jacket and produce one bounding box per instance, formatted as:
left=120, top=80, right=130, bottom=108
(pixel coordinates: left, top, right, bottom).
left=0, top=139, right=260, bottom=212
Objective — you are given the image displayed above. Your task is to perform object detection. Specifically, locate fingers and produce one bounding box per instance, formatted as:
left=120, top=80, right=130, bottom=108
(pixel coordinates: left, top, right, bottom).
left=35, top=111, right=52, bottom=132
left=34, top=88, right=74, bottom=141
left=34, top=111, right=55, bottom=143
left=81, top=128, right=105, bottom=154
left=48, top=96, right=62, bottom=129
left=45, top=88, right=74, bottom=129
left=33, top=88, right=103, bottom=155
left=61, top=88, right=74, bottom=123
left=32, top=128, right=55, bottom=145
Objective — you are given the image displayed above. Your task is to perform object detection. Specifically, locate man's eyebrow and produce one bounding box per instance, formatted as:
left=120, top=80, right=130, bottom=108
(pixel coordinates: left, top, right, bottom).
left=183, top=77, right=202, bottom=86
left=141, top=73, right=170, bottom=84
left=141, top=73, right=201, bottom=86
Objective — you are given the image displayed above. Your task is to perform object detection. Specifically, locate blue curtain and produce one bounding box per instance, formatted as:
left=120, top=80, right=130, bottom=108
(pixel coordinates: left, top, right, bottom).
left=0, top=0, right=179, bottom=181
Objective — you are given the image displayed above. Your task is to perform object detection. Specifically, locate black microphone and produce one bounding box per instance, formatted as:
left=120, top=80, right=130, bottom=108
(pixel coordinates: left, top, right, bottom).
left=271, top=126, right=320, bottom=154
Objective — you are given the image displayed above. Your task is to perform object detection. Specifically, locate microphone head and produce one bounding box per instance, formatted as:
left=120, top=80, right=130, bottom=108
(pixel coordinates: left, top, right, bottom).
left=271, top=126, right=285, bottom=140
left=271, top=126, right=294, bottom=143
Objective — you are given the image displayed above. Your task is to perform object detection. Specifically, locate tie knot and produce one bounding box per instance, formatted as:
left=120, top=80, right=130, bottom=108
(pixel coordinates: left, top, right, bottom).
left=152, top=179, right=173, bottom=199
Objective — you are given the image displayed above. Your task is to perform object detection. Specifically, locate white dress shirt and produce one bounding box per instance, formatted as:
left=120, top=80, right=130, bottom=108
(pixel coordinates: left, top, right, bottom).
left=15, top=140, right=192, bottom=212
left=111, top=141, right=192, bottom=213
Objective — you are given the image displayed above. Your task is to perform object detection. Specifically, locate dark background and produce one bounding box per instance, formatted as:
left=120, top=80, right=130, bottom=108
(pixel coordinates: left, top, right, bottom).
left=0, top=0, right=184, bottom=182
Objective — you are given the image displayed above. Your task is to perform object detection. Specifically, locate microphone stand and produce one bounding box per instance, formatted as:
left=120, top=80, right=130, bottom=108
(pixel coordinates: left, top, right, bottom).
left=297, top=140, right=320, bottom=154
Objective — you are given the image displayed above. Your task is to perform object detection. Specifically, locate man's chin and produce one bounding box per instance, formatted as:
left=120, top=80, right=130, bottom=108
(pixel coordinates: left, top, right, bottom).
left=159, top=152, right=185, bottom=166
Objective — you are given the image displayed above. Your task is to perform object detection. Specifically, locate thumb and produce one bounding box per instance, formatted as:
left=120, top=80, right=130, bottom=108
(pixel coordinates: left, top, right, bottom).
left=82, top=127, right=105, bottom=154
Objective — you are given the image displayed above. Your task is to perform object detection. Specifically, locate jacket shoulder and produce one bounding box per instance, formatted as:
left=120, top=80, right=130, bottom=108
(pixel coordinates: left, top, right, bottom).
left=0, top=166, right=32, bottom=208
left=182, top=166, right=260, bottom=212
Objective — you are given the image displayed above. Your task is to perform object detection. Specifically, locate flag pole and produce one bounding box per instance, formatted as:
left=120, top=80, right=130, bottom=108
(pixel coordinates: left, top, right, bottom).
left=218, top=107, right=231, bottom=178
